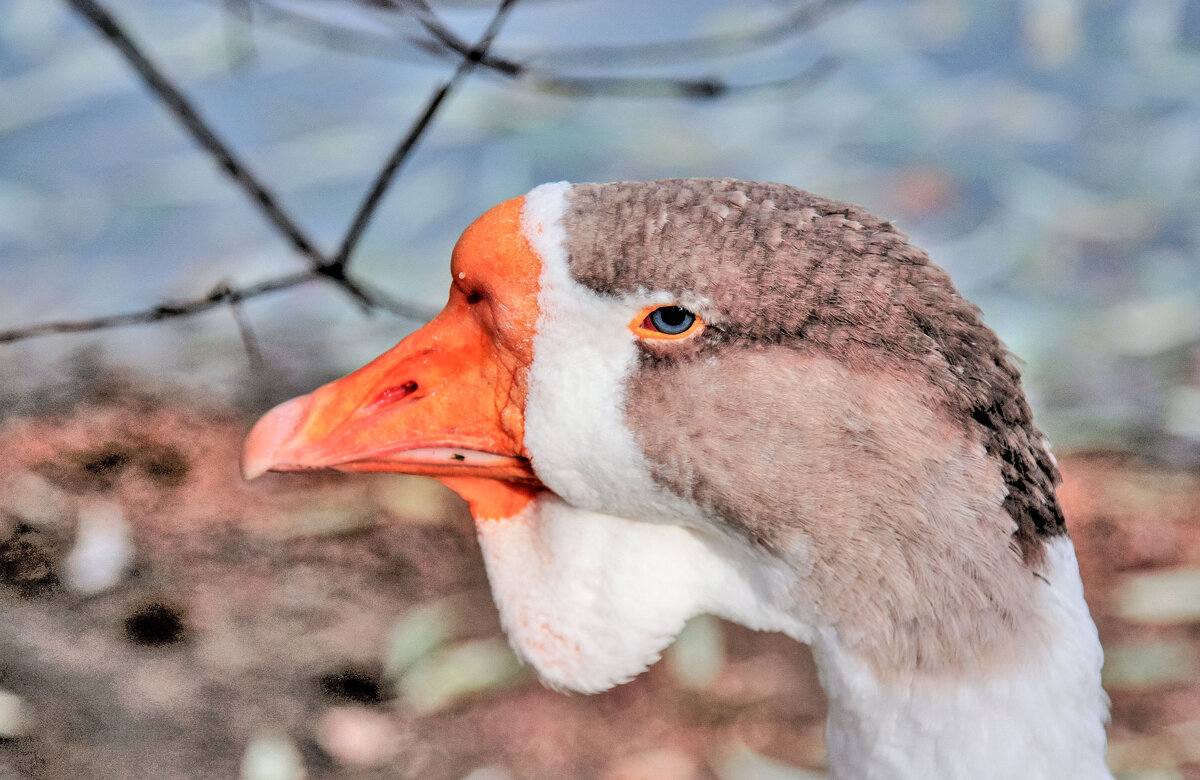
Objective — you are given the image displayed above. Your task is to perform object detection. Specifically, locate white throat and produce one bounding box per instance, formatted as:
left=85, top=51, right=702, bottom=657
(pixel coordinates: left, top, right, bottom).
left=476, top=500, right=1111, bottom=779
left=473, top=494, right=808, bottom=693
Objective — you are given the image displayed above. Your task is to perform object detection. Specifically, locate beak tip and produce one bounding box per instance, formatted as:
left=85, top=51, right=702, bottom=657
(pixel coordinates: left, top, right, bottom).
left=240, top=457, right=270, bottom=482
left=241, top=395, right=312, bottom=481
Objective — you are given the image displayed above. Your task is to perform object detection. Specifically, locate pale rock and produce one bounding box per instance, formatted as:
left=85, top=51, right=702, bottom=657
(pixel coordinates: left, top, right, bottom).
left=461, top=767, right=515, bottom=780
left=5, top=471, right=70, bottom=530
left=63, top=500, right=133, bottom=595
left=315, top=705, right=402, bottom=769
left=383, top=602, right=455, bottom=680
left=1114, top=568, right=1200, bottom=624
left=1102, top=639, right=1199, bottom=690
left=399, top=638, right=523, bottom=713
left=370, top=474, right=462, bottom=525
left=241, top=732, right=306, bottom=780
left=0, top=689, right=31, bottom=738
left=666, top=614, right=725, bottom=690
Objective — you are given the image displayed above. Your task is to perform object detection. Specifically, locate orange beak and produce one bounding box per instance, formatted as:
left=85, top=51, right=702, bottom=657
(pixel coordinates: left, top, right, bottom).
left=242, top=196, right=544, bottom=519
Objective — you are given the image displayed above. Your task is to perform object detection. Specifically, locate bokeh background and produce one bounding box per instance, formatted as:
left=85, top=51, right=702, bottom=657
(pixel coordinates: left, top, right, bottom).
left=1, top=1, right=1199, bottom=778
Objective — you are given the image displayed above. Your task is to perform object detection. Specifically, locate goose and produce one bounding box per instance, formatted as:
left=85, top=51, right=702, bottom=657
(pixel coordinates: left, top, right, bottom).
left=242, top=179, right=1112, bottom=779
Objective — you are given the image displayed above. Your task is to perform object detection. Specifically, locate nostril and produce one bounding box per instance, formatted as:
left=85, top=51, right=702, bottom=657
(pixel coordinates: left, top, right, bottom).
left=372, top=380, right=419, bottom=407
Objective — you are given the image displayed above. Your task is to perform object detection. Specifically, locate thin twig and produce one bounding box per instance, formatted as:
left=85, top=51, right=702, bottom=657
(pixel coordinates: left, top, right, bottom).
left=61, top=0, right=393, bottom=315
left=397, top=0, right=520, bottom=76
left=530, top=56, right=839, bottom=99
left=399, top=0, right=842, bottom=98
left=223, top=284, right=267, bottom=373
left=0, top=272, right=315, bottom=344
left=504, top=0, right=859, bottom=68
left=342, top=275, right=442, bottom=321
left=312, top=264, right=433, bottom=318
left=11, top=0, right=848, bottom=348
left=1, top=0, right=481, bottom=345
left=63, top=0, right=326, bottom=268
left=0, top=268, right=437, bottom=344
left=330, top=0, right=519, bottom=269
left=260, top=0, right=854, bottom=99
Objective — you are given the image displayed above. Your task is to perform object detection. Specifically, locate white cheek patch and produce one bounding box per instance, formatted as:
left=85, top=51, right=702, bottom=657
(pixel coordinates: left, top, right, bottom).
left=520, top=182, right=701, bottom=524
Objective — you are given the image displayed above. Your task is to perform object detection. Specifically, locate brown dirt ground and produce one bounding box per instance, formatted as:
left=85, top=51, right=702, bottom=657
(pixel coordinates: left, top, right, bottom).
left=0, top=393, right=1197, bottom=779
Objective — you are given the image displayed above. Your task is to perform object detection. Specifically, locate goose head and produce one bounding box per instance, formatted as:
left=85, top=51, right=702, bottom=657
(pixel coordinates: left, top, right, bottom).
left=243, top=179, right=1111, bottom=779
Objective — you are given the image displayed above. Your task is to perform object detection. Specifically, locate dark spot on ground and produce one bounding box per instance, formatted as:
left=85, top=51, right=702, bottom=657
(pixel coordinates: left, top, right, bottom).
left=0, top=525, right=59, bottom=595
left=36, top=442, right=138, bottom=492
left=317, top=666, right=386, bottom=705
left=123, top=602, right=186, bottom=646
left=80, top=443, right=133, bottom=482
left=138, top=444, right=190, bottom=487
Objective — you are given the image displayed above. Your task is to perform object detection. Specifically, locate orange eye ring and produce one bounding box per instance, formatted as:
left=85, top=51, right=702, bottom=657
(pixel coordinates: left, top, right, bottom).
left=629, top=305, right=705, bottom=340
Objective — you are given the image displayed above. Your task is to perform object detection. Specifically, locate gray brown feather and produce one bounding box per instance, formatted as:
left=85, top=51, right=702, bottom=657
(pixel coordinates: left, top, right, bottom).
left=561, top=178, right=1065, bottom=565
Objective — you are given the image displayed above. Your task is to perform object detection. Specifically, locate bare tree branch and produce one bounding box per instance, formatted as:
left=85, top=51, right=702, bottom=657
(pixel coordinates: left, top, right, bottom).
left=60, top=0, right=444, bottom=317
left=0, top=267, right=440, bottom=345
left=222, top=282, right=267, bottom=373
left=506, top=0, right=858, bottom=68
left=0, top=272, right=315, bottom=344
left=1, top=0, right=508, bottom=345
left=331, top=0, right=519, bottom=269
left=63, top=0, right=326, bottom=269
left=7, top=0, right=848, bottom=348
left=529, top=55, right=838, bottom=99
left=392, top=0, right=845, bottom=98
left=345, top=277, right=442, bottom=320
left=247, top=0, right=856, bottom=98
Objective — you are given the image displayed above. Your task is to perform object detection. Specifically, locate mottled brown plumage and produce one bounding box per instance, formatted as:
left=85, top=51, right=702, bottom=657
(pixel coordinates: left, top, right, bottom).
left=562, top=178, right=1064, bottom=565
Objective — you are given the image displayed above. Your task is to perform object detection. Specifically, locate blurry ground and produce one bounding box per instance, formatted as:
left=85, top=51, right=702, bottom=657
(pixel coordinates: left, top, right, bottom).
left=0, top=388, right=1198, bottom=780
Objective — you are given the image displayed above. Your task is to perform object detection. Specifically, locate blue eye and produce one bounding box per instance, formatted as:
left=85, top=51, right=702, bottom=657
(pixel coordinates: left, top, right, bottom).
left=647, top=306, right=696, bottom=335
left=630, top=304, right=705, bottom=340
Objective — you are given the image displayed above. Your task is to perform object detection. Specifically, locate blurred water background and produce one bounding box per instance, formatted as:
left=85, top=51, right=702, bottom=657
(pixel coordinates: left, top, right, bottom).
left=1, top=0, right=1199, bottom=457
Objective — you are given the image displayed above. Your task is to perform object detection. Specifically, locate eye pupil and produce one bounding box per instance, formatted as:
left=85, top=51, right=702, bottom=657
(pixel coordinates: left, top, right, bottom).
left=648, top=306, right=695, bottom=335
